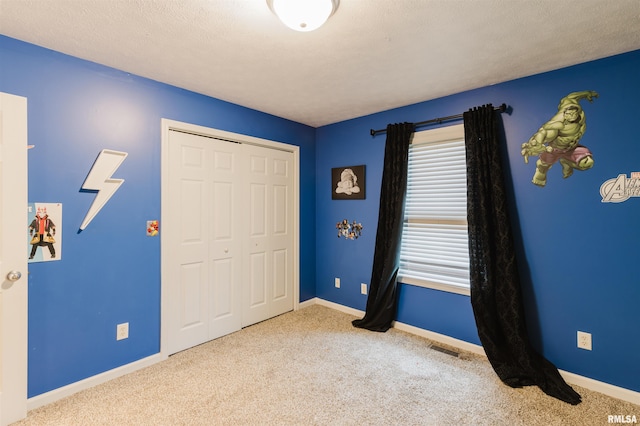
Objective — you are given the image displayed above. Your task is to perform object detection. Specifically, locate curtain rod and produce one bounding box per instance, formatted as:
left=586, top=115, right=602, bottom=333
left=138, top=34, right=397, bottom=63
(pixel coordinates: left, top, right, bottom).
left=369, top=103, right=508, bottom=137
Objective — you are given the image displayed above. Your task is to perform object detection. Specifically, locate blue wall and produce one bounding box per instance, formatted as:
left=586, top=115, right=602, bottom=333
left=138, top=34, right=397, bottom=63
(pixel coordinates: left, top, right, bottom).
left=316, top=50, right=640, bottom=392
left=0, top=35, right=316, bottom=397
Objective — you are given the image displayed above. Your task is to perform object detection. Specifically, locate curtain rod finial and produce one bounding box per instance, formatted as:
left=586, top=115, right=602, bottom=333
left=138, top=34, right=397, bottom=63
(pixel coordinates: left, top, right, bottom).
left=499, top=103, right=512, bottom=115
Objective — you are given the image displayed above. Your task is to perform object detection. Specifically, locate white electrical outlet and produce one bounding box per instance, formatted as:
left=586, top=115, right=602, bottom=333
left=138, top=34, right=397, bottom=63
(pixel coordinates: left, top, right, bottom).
left=117, top=322, right=129, bottom=341
left=577, top=331, right=592, bottom=350
left=335, top=278, right=340, bottom=288
left=361, top=283, right=367, bottom=295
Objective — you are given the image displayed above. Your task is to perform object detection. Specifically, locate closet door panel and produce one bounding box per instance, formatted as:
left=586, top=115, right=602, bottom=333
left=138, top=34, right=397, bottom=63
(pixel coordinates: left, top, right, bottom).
left=167, top=132, right=210, bottom=354
left=243, top=150, right=270, bottom=326
left=208, top=139, right=243, bottom=340
left=267, top=149, right=294, bottom=318
left=243, top=145, right=293, bottom=326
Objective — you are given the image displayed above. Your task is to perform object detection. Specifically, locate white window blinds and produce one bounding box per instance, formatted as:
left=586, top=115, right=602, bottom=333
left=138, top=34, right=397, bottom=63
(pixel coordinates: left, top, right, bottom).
left=398, top=124, right=470, bottom=296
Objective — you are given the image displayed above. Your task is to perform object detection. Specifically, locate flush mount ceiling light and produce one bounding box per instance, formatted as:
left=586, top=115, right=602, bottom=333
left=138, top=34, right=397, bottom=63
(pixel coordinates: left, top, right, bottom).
left=267, top=0, right=339, bottom=32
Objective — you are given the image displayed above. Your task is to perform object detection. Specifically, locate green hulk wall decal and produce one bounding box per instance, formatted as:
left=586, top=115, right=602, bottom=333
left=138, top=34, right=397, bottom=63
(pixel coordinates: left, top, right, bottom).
left=521, top=91, right=598, bottom=186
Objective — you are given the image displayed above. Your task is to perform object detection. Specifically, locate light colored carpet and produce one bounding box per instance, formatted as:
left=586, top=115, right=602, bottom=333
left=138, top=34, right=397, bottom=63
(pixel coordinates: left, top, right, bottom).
left=16, top=305, right=638, bottom=425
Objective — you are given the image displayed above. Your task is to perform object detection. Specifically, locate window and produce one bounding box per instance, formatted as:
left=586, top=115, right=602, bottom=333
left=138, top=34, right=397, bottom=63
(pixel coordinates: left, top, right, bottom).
left=398, top=124, right=470, bottom=296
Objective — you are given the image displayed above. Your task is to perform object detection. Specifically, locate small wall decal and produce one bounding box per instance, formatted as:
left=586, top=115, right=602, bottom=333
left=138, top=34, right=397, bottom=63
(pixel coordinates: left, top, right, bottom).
left=521, top=91, right=598, bottom=187
left=332, top=165, right=365, bottom=199
left=600, top=172, right=640, bottom=203
left=80, top=149, right=128, bottom=230
left=28, top=202, right=62, bottom=262
left=147, top=220, right=159, bottom=236
left=336, top=219, right=363, bottom=240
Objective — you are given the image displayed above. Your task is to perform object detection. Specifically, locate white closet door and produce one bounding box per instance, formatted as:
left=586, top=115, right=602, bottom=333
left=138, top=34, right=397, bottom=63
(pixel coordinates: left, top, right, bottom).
left=167, top=130, right=210, bottom=354
left=167, top=131, right=242, bottom=354
left=166, top=130, right=294, bottom=354
left=242, top=145, right=293, bottom=326
left=208, top=139, right=243, bottom=340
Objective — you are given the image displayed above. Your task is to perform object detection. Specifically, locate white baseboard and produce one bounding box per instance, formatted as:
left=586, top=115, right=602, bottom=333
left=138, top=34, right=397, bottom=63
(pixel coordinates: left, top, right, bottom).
left=27, top=353, right=165, bottom=411
left=310, top=298, right=640, bottom=406
left=559, top=370, right=639, bottom=406
left=312, top=297, right=365, bottom=318
left=297, top=297, right=320, bottom=310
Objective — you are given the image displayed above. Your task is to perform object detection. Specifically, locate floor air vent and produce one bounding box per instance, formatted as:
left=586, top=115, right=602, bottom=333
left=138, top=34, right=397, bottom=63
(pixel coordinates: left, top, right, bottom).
left=430, top=345, right=459, bottom=357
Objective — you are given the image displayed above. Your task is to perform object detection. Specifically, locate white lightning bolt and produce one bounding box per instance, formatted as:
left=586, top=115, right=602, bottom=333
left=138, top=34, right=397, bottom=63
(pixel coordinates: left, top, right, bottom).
left=80, top=149, right=128, bottom=230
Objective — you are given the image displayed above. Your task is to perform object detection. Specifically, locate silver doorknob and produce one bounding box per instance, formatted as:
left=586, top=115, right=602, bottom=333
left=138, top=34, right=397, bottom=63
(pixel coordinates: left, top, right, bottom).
left=6, top=270, right=22, bottom=282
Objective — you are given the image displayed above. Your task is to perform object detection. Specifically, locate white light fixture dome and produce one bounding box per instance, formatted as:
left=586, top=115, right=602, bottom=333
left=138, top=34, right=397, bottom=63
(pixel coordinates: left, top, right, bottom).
left=267, top=0, right=339, bottom=32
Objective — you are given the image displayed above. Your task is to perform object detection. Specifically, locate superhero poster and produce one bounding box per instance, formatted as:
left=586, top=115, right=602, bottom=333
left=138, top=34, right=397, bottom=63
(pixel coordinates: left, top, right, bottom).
left=27, top=202, right=62, bottom=263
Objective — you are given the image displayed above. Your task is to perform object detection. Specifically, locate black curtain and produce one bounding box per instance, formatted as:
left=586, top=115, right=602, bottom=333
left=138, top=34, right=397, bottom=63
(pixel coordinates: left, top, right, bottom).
left=352, top=122, right=414, bottom=332
left=464, top=105, right=581, bottom=405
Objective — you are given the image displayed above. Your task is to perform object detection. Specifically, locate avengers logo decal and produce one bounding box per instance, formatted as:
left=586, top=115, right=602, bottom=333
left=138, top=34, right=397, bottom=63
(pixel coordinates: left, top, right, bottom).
left=600, top=172, right=640, bottom=203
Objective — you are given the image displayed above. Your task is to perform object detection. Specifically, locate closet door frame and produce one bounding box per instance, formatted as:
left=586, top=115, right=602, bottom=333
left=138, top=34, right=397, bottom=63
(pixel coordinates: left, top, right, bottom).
left=160, top=119, right=300, bottom=358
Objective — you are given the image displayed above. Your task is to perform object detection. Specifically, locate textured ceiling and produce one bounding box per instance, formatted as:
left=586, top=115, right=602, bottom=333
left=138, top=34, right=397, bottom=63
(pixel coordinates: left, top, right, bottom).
left=1, top=0, right=639, bottom=127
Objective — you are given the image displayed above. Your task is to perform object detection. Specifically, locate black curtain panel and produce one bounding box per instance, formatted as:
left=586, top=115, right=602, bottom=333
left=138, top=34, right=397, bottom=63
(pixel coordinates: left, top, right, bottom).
left=353, top=122, right=414, bottom=332
left=464, top=105, right=581, bottom=405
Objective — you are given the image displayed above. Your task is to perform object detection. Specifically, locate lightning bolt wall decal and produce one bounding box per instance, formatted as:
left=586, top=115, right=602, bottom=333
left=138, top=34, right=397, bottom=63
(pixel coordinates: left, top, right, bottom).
left=80, top=149, right=128, bottom=230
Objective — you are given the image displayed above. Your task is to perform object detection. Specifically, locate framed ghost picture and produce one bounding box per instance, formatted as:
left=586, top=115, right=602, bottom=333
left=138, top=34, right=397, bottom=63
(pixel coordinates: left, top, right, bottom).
left=332, top=165, right=365, bottom=200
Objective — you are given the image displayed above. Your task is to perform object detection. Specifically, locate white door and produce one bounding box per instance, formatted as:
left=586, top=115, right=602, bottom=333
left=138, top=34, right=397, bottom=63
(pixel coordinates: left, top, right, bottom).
left=242, top=145, right=293, bottom=326
left=165, top=130, right=242, bottom=354
left=207, top=136, right=243, bottom=340
left=0, top=93, right=28, bottom=425
left=164, top=127, right=295, bottom=355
